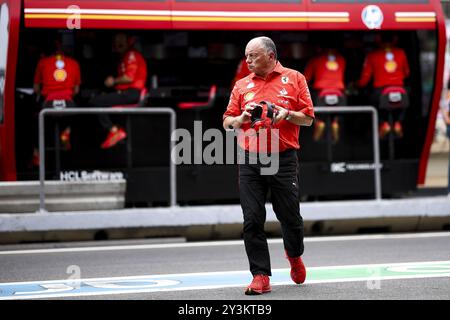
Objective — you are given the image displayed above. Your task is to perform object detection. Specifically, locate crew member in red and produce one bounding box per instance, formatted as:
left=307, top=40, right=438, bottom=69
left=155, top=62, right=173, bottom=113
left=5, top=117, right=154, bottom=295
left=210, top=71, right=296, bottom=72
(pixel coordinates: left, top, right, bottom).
left=357, top=33, right=410, bottom=138
left=223, top=36, right=314, bottom=295
left=34, top=50, right=81, bottom=103
left=89, top=33, right=148, bottom=149
left=33, top=39, right=81, bottom=162
left=304, top=47, right=346, bottom=142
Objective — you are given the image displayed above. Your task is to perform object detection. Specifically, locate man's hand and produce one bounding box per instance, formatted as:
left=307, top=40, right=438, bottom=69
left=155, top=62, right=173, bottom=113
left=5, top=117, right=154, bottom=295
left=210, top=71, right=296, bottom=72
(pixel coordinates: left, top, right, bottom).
left=273, top=105, right=289, bottom=124
left=104, top=76, right=115, bottom=88
left=223, top=103, right=255, bottom=130
left=240, top=103, right=257, bottom=124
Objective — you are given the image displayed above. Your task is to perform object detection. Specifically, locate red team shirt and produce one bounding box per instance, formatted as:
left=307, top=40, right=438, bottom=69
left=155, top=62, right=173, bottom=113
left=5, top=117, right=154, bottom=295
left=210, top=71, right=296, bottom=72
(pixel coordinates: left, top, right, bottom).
left=224, top=62, right=314, bottom=153
left=115, top=49, right=147, bottom=91
left=358, top=47, right=410, bottom=88
left=304, top=51, right=346, bottom=90
left=34, top=54, right=81, bottom=100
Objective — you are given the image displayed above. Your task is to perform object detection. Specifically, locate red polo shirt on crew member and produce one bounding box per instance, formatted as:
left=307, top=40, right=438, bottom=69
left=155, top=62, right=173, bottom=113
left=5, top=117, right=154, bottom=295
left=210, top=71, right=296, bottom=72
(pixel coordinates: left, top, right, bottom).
left=358, top=47, right=410, bottom=88
left=223, top=62, right=314, bottom=153
left=34, top=54, right=81, bottom=100
left=304, top=51, right=346, bottom=90
left=115, top=49, right=148, bottom=91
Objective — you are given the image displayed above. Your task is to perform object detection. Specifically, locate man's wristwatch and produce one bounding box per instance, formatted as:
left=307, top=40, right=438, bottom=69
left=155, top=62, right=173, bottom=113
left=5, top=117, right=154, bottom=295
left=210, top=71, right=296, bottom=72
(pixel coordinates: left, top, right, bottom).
left=285, top=110, right=292, bottom=121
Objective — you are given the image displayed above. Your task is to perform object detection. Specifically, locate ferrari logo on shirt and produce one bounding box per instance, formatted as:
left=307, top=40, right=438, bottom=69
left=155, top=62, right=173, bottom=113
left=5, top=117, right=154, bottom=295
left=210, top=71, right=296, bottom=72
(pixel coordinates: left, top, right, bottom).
left=53, top=69, right=67, bottom=82
left=281, top=76, right=289, bottom=84
left=244, top=91, right=255, bottom=101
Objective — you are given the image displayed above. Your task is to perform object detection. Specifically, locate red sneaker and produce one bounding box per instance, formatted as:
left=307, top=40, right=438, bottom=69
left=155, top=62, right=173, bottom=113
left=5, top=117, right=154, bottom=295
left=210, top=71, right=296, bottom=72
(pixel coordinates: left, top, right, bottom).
left=379, top=121, right=391, bottom=139
left=394, top=121, right=403, bottom=138
left=101, top=127, right=127, bottom=149
left=60, top=127, right=71, bottom=151
left=286, top=251, right=306, bottom=284
left=245, top=274, right=271, bottom=295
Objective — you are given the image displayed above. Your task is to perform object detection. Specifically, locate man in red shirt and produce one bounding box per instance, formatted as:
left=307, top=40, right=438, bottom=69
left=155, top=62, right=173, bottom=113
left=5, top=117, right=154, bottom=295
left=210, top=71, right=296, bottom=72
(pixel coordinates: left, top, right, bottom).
left=33, top=40, right=81, bottom=159
left=223, top=36, right=314, bottom=295
left=89, top=33, right=148, bottom=149
left=304, top=47, right=346, bottom=142
left=357, top=33, right=410, bottom=138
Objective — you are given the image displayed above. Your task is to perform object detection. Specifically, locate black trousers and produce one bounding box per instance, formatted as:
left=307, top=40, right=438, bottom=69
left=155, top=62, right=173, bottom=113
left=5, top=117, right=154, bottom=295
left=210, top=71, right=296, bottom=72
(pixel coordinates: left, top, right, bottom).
left=238, top=149, right=304, bottom=276
left=88, top=88, right=140, bottom=130
left=33, top=99, right=77, bottom=148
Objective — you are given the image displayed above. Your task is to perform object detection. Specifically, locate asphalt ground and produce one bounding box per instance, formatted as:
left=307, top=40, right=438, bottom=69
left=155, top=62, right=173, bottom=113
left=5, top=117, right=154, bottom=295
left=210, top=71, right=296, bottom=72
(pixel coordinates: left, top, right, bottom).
left=0, top=232, right=449, bottom=302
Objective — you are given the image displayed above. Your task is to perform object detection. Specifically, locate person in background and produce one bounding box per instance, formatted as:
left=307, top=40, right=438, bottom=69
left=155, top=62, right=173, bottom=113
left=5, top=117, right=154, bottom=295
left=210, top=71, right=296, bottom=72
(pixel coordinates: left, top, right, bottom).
left=89, top=33, right=147, bottom=149
left=304, top=46, right=346, bottom=143
left=357, top=33, right=410, bottom=139
left=32, top=38, right=81, bottom=164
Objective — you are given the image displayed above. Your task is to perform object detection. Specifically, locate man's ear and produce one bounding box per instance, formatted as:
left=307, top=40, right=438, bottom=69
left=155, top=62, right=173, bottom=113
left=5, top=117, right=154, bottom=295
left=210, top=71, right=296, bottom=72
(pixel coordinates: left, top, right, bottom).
left=269, top=52, right=276, bottom=61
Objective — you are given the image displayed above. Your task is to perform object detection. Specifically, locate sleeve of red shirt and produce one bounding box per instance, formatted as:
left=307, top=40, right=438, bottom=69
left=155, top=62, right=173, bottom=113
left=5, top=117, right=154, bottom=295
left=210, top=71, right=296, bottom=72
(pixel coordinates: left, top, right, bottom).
left=123, top=52, right=138, bottom=81
left=358, top=55, right=373, bottom=87
left=33, top=59, right=44, bottom=85
left=223, top=84, right=242, bottom=121
left=296, top=72, right=315, bottom=119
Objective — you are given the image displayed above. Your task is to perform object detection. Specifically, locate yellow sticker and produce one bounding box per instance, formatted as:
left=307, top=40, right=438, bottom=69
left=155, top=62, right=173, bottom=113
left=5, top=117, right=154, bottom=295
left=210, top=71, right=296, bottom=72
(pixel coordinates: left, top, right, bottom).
left=326, top=61, right=339, bottom=71
left=244, top=92, right=255, bottom=101
left=53, top=69, right=67, bottom=82
left=384, top=61, right=397, bottom=73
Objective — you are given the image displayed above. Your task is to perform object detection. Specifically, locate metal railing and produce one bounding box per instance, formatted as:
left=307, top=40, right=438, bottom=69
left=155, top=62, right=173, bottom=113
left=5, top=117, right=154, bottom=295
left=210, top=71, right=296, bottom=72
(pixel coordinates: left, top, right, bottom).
left=314, top=106, right=382, bottom=200
left=38, top=107, right=177, bottom=213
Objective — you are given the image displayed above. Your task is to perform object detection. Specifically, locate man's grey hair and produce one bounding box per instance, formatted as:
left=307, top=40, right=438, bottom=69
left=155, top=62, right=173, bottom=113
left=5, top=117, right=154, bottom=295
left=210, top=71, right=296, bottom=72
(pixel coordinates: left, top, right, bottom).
left=257, top=36, right=278, bottom=60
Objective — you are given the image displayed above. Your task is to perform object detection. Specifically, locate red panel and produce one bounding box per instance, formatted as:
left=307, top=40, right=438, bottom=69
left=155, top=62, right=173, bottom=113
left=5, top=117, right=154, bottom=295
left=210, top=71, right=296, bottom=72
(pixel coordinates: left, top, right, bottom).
left=417, top=0, right=447, bottom=185
left=0, top=0, right=20, bottom=181
left=24, top=0, right=172, bottom=29
left=171, top=1, right=307, bottom=31
left=23, top=0, right=440, bottom=31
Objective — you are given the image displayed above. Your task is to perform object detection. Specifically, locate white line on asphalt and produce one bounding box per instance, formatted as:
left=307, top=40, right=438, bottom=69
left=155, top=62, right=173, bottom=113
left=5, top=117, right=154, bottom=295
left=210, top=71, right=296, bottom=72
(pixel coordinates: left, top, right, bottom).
left=0, top=231, right=449, bottom=255
left=7, top=274, right=450, bottom=300
left=1, top=260, right=450, bottom=300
